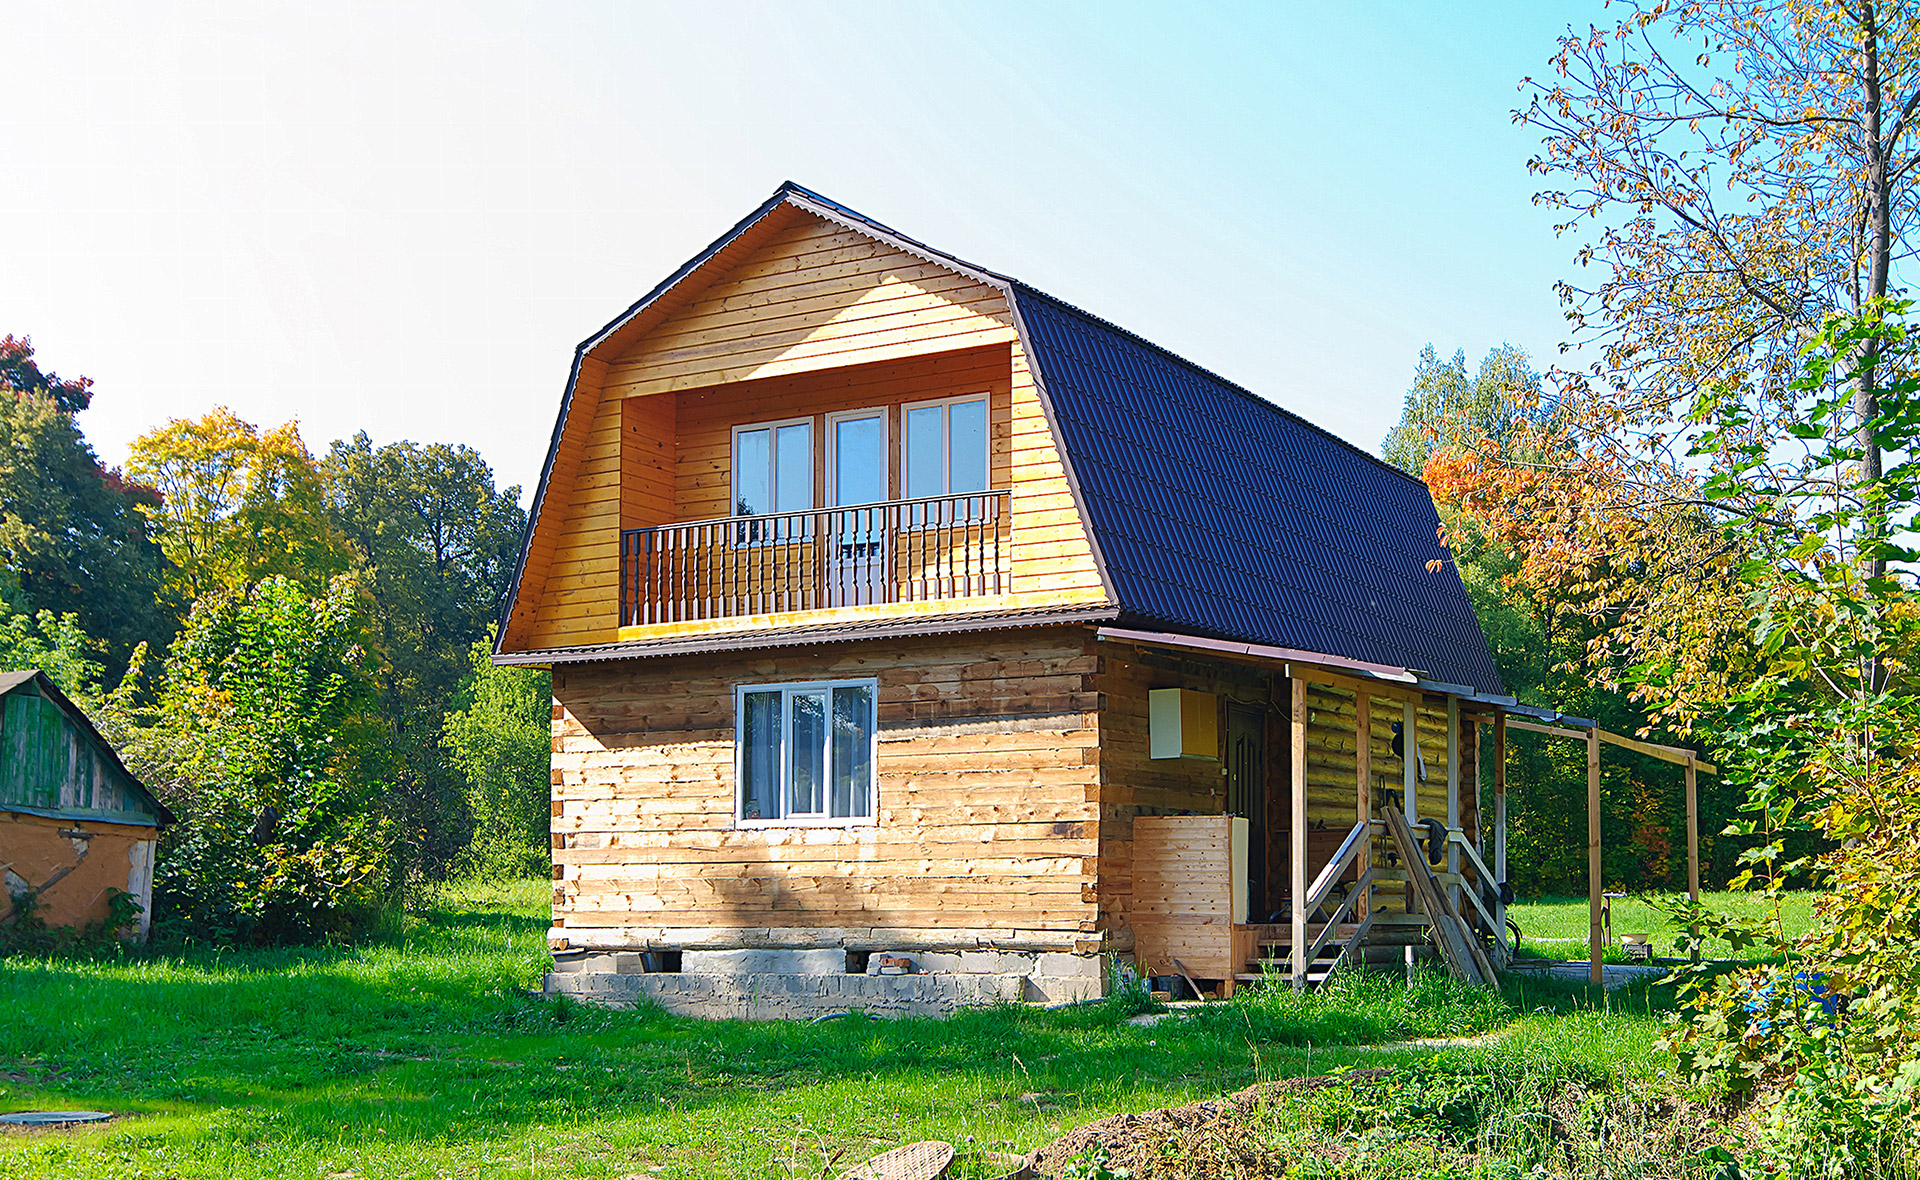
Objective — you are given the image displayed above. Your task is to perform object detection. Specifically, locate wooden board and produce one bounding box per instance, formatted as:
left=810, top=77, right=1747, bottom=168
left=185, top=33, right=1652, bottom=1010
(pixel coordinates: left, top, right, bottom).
left=1129, top=815, right=1248, bottom=983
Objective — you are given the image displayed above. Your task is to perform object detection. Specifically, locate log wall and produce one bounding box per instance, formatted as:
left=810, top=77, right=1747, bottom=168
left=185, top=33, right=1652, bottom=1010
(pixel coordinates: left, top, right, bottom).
left=549, top=627, right=1103, bottom=953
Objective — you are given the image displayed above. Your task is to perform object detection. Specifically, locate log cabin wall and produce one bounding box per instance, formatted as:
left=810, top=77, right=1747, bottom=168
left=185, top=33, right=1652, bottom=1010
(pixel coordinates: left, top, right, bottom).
left=510, top=209, right=1108, bottom=652
left=549, top=627, right=1102, bottom=954
left=1293, top=682, right=1482, bottom=909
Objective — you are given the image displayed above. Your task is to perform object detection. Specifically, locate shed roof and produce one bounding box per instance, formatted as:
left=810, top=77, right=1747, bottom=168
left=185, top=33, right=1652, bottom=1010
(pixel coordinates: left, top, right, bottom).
left=0, top=669, right=172, bottom=827
left=501, top=183, right=1503, bottom=695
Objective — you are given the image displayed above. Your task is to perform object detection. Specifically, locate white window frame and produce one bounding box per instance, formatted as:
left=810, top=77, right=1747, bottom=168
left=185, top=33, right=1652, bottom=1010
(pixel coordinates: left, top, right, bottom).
left=733, top=678, right=879, bottom=829
left=730, top=416, right=814, bottom=518
left=825, top=407, right=891, bottom=509
left=900, top=393, right=991, bottom=503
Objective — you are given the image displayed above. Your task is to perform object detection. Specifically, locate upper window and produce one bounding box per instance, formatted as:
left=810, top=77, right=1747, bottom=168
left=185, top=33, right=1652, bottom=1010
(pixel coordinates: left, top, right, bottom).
left=903, top=396, right=988, bottom=499
left=736, top=679, right=877, bottom=825
left=733, top=419, right=812, bottom=518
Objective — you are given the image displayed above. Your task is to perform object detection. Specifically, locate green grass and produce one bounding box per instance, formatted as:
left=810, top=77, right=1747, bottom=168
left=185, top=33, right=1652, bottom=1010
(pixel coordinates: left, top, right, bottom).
left=0, top=879, right=1678, bottom=1179
left=1509, top=889, right=1817, bottom=962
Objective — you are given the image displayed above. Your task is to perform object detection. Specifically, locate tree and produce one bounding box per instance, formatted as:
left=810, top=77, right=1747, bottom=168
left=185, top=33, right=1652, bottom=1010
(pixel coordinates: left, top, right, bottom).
left=0, top=337, right=171, bottom=673
left=441, top=634, right=550, bottom=877
left=0, top=572, right=102, bottom=699
left=116, top=575, right=391, bottom=945
left=125, top=409, right=346, bottom=601
left=1521, top=1, right=1920, bottom=581
left=1384, top=344, right=1733, bottom=890
left=1382, top=344, right=1547, bottom=476
left=319, top=434, right=527, bottom=871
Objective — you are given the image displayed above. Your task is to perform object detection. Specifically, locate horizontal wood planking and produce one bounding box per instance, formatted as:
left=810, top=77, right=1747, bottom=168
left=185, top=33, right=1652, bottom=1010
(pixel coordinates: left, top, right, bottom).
left=512, top=209, right=1108, bottom=652
left=550, top=628, right=1104, bottom=946
left=622, top=394, right=676, bottom=531
left=499, top=206, right=816, bottom=653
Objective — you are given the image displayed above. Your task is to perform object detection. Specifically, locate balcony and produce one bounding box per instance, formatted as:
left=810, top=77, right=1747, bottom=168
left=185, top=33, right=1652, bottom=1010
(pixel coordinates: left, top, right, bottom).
left=620, top=491, right=1011, bottom=626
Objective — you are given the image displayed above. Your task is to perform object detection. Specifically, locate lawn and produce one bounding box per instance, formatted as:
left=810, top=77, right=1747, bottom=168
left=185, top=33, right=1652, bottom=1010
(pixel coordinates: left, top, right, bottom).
left=0, top=879, right=1683, bottom=1179
left=1509, top=890, right=1817, bottom=961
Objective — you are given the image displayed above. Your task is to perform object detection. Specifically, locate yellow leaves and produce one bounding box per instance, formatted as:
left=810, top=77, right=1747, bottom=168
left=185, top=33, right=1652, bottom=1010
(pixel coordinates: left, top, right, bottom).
left=125, top=408, right=346, bottom=602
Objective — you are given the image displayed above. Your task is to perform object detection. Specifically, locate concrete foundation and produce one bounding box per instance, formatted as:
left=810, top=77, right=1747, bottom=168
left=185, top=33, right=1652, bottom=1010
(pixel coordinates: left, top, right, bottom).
left=545, top=946, right=1110, bottom=1019
left=545, top=967, right=1027, bottom=1019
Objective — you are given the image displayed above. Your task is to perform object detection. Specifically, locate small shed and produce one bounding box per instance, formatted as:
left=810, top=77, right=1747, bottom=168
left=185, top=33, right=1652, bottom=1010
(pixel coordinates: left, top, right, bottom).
left=0, top=669, right=171, bottom=942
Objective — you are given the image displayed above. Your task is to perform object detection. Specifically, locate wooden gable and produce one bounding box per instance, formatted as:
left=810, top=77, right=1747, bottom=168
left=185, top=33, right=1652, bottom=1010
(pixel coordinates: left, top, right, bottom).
left=502, top=199, right=1109, bottom=654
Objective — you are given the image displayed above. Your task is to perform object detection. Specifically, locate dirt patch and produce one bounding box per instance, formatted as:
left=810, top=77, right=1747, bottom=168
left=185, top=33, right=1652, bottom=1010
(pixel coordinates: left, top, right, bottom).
left=1029, top=1073, right=1389, bottom=1179
left=1028, top=1071, right=1744, bottom=1179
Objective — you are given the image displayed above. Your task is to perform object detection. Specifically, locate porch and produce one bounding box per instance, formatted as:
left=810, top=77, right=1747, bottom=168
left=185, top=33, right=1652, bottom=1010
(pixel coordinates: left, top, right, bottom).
left=1111, top=627, right=1717, bottom=994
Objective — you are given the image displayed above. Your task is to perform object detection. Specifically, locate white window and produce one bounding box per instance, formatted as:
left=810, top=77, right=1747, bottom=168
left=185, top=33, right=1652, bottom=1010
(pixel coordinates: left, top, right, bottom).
left=902, top=395, right=988, bottom=500
left=736, top=679, right=877, bottom=825
left=732, top=418, right=813, bottom=518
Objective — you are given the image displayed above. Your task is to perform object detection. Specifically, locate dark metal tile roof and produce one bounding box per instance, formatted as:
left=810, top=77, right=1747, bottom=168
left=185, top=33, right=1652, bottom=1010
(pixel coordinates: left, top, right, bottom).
left=502, top=182, right=1505, bottom=695
left=1011, top=286, right=1504, bottom=695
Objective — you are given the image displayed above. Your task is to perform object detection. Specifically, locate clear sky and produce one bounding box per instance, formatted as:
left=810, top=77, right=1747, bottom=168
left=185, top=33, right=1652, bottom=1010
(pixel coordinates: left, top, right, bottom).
left=2, top=1, right=1593, bottom=500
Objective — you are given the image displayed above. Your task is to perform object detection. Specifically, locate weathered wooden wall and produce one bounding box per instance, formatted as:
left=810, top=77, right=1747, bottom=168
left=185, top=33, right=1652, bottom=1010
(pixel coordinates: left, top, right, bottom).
left=0, top=686, right=154, bottom=822
left=509, top=209, right=1108, bottom=653
left=549, top=627, right=1103, bottom=952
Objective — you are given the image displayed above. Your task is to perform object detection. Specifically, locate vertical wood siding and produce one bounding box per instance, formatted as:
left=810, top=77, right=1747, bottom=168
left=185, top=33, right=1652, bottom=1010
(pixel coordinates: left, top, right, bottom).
left=0, top=689, right=153, bottom=821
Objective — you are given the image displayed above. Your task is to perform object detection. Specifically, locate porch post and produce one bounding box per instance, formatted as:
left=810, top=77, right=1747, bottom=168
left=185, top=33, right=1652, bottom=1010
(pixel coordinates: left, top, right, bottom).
left=1402, top=700, right=1418, bottom=823
left=1355, top=693, right=1371, bottom=924
left=1290, top=677, right=1308, bottom=992
left=1587, top=725, right=1602, bottom=986
left=1494, top=712, right=1508, bottom=966
left=1686, top=754, right=1701, bottom=963
left=1446, top=696, right=1461, bottom=912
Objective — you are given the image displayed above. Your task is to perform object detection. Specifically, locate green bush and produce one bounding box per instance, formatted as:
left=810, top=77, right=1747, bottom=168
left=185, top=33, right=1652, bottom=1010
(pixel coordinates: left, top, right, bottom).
left=118, top=575, right=393, bottom=945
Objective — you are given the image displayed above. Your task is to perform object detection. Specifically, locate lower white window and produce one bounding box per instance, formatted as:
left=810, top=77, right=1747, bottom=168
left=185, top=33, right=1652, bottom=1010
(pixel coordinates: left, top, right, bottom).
left=736, top=679, right=877, bottom=824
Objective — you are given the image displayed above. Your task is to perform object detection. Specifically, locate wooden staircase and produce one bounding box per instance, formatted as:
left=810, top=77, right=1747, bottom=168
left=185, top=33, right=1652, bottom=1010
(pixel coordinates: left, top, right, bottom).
left=1233, top=915, right=1434, bottom=990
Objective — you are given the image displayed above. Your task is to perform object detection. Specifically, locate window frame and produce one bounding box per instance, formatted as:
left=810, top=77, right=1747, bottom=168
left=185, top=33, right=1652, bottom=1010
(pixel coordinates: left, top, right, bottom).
left=824, top=406, right=891, bottom=509
left=900, top=393, right=991, bottom=503
left=729, top=416, right=815, bottom=519
left=732, top=677, right=880, bottom=829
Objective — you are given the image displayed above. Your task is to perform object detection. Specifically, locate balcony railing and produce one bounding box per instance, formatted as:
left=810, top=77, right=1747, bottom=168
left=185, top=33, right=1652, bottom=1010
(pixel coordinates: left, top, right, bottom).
left=620, top=490, right=1011, bottom=626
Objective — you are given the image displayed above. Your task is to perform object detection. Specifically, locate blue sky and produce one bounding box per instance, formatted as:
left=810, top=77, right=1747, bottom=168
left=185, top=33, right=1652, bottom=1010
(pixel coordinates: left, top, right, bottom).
left=1, top=1, right=1593, bottom=499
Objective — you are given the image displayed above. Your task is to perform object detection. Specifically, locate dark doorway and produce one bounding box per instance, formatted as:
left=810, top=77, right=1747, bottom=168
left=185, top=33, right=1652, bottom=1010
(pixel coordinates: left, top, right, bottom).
left=1226, top=703, right=1265, bottom=921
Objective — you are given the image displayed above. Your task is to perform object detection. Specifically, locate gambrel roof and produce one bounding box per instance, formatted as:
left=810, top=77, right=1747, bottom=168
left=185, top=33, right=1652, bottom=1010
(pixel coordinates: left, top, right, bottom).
left=500, top=183, right=1503, bottom=695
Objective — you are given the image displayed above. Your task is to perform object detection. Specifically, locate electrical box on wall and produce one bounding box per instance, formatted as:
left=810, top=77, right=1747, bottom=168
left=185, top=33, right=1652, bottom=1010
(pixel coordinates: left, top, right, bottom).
left=1149, top=688, right=1218, bottom=760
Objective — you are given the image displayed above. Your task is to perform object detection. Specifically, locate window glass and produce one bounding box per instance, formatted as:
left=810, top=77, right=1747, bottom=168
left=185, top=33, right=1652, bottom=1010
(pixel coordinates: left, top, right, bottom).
left=787, top=691, right=827, bottom=816
left=902, top=398, right=988, bottom=499
left=833, top=414, right=885, bottom=506
left=734, top=420, right=811, bottom=518
left=905, top=405, right=944, bottom=499
left=774, top=422, right=811, bottom=512
left=831, top=684, right=874, bottom=818
left=735, top=428, right=770, bottom=517
left=949, top=399, right=988, bottom=494
left=740, top=690, right=781, bottom=821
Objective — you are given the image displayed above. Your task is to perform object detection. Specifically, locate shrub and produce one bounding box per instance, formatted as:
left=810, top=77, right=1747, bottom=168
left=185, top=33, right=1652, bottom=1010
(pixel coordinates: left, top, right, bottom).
left=441, top=633, right=551, bottom=878
left=119, top=575, right=393, bottom=945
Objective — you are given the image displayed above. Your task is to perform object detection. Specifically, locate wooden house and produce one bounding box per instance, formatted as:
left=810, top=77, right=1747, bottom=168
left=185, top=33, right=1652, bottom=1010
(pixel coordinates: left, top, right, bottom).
left=0, top=669, right=171, bottom=942
left=498, top=184, right=1525, bottom=1017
